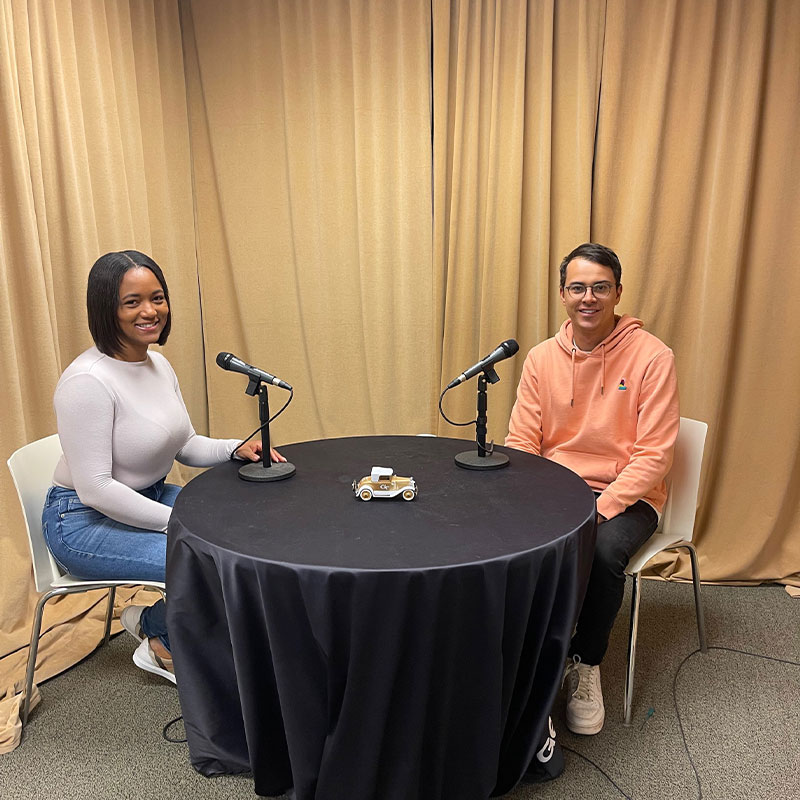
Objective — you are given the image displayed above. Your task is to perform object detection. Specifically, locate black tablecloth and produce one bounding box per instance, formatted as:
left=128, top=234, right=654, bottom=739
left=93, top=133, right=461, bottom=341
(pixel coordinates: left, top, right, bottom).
left=166, top=435, right=596, bottom=799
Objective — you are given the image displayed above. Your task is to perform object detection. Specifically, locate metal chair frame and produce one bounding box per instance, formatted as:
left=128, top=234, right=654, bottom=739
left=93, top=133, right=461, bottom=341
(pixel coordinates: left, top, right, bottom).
left=7, top=434, right=165, bottom=731
left=623, top=417, right=709, bottom=724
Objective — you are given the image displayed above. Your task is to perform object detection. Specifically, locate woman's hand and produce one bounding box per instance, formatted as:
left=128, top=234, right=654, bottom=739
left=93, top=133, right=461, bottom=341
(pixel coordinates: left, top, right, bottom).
left=235, top=440, right=287, bottom=463
left=268, top=446, right=287, bottom=463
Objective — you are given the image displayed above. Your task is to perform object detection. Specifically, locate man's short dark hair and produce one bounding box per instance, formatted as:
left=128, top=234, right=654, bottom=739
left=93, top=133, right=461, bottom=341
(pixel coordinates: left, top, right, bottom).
left=559, top=243, right=622, bottom=288
left=87, top=250, right=172, bottom=357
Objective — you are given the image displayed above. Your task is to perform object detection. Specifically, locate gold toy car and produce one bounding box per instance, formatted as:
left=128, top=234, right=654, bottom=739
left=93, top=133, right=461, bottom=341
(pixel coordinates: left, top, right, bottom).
left=352, top=466, right=418, bottom=501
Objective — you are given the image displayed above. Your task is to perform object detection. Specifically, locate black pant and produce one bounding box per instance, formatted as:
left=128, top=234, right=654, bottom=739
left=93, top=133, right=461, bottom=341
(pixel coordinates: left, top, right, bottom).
left=568, top=497, right=658, bottom=666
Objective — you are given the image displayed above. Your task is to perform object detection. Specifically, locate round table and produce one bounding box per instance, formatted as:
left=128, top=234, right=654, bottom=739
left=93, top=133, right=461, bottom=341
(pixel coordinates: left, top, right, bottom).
left=166, top=435, right=596, bottom=799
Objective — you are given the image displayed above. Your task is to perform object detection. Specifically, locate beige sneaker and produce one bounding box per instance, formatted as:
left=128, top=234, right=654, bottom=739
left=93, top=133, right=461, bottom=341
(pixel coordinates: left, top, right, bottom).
left=563, top=656, right=605, bottom=735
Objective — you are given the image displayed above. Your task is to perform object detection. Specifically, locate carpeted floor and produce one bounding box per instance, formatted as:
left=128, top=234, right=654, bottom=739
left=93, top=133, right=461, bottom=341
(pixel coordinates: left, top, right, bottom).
left=1, top=581, right=797, bottom=800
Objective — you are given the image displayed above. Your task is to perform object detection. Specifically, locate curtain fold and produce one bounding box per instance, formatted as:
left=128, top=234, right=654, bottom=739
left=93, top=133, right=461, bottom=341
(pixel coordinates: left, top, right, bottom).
left=432, top=0, right=606, bottom=440
left=182, top=0, right=435, bottom=445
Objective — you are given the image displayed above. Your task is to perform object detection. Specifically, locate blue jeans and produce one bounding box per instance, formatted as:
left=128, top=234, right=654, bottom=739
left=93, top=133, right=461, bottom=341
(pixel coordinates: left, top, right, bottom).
left=41, top=479, right=180, bottom=650
left=568, top=496, right=658, bottom=666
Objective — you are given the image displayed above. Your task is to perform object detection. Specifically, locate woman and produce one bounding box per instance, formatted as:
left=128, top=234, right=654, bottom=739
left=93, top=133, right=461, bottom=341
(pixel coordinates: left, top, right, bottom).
left=42, top=250, right=284, bottom=683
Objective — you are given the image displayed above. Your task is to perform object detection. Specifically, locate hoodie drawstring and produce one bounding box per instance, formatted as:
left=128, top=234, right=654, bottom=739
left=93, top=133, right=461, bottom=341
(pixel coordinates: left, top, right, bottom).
left=562, top=316, right=640, bottom=406
left=571, top=342, right=606, bottom=405
left=600, top=344, right=605, bottom=396
left=570, top=347, right=576, bottom=407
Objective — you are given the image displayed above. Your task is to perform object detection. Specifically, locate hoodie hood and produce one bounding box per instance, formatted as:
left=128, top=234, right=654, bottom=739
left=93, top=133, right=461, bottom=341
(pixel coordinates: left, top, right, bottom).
left=555, top=314, right=643, bottom=355
left=555, top=314, right=644, bottom=406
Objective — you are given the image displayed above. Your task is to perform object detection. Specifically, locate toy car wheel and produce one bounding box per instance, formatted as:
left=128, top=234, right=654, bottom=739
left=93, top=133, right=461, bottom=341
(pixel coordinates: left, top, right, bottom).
left=360, top=488, right=373, bottom=501
left=402, top=489, right=415, bottom=501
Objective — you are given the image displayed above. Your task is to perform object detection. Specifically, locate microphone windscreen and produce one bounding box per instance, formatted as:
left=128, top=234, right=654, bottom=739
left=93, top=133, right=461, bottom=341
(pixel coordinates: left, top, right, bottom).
left=216, top=352, right=232, bottom=369
left=503, top=339, right=520, bottom=356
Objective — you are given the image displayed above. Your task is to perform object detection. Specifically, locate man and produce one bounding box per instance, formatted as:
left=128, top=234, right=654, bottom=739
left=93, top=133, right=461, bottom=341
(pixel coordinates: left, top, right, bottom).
left=505, top=243, right=679, bottom=735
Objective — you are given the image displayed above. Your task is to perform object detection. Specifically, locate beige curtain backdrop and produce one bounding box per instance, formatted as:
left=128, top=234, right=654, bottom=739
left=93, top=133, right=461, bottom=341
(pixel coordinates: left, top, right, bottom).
left=1, top=0, right=799, bottom=714
left=182, top=0, right=436, bottom=445
left=432, top=0, right=606, bottom=439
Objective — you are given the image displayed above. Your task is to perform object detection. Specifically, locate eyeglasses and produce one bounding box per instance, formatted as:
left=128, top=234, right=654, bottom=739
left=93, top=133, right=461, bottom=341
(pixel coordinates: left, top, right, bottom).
left=564, top=282, right=617, bottom=299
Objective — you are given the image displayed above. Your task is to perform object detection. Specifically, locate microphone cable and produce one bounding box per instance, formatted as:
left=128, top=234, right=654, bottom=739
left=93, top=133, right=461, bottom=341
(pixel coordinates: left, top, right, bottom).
left=559, top=643, right=800, bottom=800
left=162, top=715, right=186, bottom=743
left=438, top=386, right=476, bottom=428
left=229, top=388, right=294, bottom=460
left=438, top=386, right=498, bottom=456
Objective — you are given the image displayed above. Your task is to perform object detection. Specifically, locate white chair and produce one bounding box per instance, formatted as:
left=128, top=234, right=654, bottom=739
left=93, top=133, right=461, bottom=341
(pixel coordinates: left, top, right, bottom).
left=622, top=417, right=708, bottom=724
left=7, top=435, right=165, bottom=729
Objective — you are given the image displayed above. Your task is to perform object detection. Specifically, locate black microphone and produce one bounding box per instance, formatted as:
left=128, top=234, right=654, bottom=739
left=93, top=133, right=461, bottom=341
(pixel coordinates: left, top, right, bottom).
left=446, top=339, right=519, bottom=389
left=216, top=352, right=293, bottom=391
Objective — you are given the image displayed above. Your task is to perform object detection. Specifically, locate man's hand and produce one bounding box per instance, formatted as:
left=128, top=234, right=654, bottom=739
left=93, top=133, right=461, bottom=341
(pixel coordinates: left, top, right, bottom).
left=596, top=512, right=607, bottom=526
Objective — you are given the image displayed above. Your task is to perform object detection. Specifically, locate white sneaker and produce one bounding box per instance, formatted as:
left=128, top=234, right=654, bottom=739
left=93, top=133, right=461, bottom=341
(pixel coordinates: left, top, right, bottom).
left=564, top=656, right=605, bottom=735
left=120, top=605, right=146, bottom=642
left=132, top=639, right=176, bottom=684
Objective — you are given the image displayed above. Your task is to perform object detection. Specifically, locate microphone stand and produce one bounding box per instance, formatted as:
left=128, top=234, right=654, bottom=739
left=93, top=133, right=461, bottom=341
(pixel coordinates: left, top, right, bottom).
left=454, top=371, right=510, bottom=470
left=238, top=378, right=296, bottom=482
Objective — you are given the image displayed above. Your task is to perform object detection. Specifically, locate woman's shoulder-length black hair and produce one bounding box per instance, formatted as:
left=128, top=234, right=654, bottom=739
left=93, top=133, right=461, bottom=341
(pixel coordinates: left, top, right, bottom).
left=87, top=250, right=172, bottom=357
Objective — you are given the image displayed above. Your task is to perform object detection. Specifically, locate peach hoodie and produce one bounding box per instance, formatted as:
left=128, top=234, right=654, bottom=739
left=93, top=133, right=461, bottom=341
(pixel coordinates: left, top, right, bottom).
left=505, top=314, right=679, bottom=520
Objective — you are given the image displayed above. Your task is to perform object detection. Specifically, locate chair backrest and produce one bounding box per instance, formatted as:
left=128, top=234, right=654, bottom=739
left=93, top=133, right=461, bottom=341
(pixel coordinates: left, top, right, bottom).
left=658, top=417, right=708, bottom=542
left=7, top=434, right=67, bottom=592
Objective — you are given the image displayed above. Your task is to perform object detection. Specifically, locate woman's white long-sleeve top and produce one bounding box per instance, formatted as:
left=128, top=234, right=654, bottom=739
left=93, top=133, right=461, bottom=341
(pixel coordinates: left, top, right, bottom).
left=53, top=346, right=240, bottom=532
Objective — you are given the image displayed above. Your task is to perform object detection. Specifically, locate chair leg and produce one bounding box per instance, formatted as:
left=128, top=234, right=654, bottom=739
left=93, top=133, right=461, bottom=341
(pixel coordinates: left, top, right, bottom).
left=623, top=571, right=642, bottom=726
left=22, top=589, right=58, bottom=727
left=103, top=587, right=117, bottom=644
left=22, top=584, right=117, bottom=730
left=681, top=542, right=707, bottom=652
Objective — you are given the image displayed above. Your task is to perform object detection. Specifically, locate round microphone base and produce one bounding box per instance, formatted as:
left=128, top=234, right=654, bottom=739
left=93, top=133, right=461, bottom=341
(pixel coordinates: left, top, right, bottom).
left=238, top=461, right=297, bottom=482
left=454, top=451, right=509, bottom=470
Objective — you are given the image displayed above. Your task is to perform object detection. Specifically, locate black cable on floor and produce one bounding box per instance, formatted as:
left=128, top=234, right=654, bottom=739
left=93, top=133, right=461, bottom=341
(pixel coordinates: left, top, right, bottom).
left=561, top=744, right=633, bottom=799
left=162, top=714, right=187, bottom=743
left=566, top=645, right=800, bottom=800
left=673, top=646, right=800, bottom=800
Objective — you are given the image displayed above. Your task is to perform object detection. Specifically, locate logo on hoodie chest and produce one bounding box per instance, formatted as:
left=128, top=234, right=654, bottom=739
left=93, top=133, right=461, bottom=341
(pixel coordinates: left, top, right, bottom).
left=617, top=378, right=627, bottom=391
